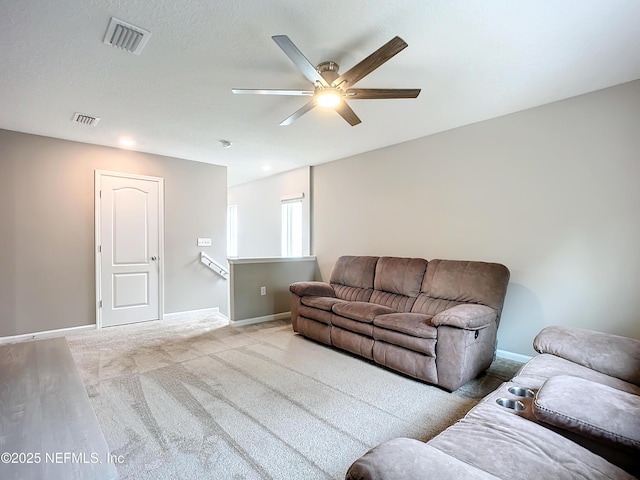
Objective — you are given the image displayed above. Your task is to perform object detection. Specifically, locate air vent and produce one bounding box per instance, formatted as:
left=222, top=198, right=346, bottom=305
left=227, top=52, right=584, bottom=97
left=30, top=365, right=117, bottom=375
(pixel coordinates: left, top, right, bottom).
left=103, top=17, right=150, bottom=55
left=72, top=112, right=100, bottom=126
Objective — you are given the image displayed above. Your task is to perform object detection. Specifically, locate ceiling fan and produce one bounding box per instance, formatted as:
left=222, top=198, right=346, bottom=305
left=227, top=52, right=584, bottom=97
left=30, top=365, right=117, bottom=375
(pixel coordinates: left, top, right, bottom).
left=232, top=35, right=421, bottom=126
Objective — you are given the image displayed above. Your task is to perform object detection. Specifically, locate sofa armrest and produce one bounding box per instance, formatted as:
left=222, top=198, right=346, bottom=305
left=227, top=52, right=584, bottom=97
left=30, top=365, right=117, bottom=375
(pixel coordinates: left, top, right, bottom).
left=533, top=326, right=640, bottom=386
left=432, top=304, right=497, bottom=330
left=346, top=438, right=498, bottom=480
left=290, top=281, right=336, bottom=298
left=532, top=375, right=640, bottom=452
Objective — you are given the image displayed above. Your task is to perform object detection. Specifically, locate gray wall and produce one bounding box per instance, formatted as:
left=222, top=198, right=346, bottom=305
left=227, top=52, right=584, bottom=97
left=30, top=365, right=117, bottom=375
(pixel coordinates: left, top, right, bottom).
left=229, top=258, right=319, bottom=322
left=312, top=80, right=640, bottom=356
left=228, top=167, right=311, bottom=257
left=0, top=129, right=228, bottom=337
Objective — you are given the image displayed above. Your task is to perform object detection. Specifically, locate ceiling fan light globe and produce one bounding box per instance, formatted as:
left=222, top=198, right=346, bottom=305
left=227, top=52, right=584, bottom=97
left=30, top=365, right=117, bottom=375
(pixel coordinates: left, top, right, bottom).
left=316, top=89, right=342, bottom=108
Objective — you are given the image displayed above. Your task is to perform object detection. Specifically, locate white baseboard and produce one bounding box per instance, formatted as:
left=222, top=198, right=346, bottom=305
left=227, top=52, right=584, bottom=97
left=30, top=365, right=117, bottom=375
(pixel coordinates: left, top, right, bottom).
left=0, top=325, right=96, bottom=345
left=163, top=307, right=221, bottom=321
left=231, top=312, right=291, bottom=327
left=496, top=349, right=533, bottom=363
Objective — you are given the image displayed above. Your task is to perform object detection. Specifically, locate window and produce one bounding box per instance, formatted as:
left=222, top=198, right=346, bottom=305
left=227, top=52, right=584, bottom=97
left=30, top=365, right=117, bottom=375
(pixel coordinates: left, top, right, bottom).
left=281, top=197, right=303, bottom=257
left=227, top=204, right=238, bottom=257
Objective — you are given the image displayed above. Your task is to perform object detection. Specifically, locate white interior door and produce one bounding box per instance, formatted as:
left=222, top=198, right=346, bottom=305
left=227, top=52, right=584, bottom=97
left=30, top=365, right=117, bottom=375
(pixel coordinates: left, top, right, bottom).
left=96, top=172, right=163, bottom=327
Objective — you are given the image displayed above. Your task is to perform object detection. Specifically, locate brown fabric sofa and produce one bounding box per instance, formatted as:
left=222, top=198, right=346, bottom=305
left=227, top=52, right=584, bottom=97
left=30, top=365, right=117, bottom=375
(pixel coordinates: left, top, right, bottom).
left=346, top=326, right=640, bottom=480
left=289, top=255, right=510, bottom=391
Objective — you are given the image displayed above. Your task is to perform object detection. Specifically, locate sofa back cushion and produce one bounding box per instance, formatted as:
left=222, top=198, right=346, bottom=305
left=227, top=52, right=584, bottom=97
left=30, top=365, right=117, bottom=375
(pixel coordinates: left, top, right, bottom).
left=416, top=259, right=510, bottom=313
left=330, top=256, right=379, bottom=302
left=411, top=296, right=463, bottom=316
left=370, top=257, right=428, bottom=312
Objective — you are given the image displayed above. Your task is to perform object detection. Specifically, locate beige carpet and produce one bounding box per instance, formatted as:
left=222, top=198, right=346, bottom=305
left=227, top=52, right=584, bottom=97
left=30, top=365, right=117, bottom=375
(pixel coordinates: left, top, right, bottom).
left=67, top=315, right=520, bottom=480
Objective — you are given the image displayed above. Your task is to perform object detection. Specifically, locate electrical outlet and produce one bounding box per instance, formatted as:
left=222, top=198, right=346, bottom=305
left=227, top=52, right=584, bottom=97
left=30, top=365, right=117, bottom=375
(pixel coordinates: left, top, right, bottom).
left=197, top=237, right=212, bottom=247
left=260, top=286, right=266, bottom=296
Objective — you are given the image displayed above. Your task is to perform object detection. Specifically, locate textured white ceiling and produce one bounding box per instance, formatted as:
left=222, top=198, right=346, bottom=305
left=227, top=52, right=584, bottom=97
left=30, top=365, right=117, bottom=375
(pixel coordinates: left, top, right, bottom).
left=1, top=0, right=639, bottom=185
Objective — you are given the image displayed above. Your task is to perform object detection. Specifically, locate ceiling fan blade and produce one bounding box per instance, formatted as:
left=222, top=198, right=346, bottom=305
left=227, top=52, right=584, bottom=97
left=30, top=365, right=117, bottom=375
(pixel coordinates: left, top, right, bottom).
left=345, top=88, right=421, bottom=99
left=334, top=101, right=361, bottom=126
left=232, top=89, right=314, bottom=96
left=333, top=36, right=408, bottom=89
left=272, top=35, right=329, bottom=87
left=279, top=100, right=316, bottom=126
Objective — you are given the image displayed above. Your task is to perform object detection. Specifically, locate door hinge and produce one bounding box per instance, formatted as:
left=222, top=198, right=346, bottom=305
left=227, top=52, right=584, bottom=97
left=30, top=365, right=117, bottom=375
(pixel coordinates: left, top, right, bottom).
left=98, top=245, right=102, bottom=253
left=99, top=300, right=103, bottom=308
left=99, top=190, right=102, bottom=198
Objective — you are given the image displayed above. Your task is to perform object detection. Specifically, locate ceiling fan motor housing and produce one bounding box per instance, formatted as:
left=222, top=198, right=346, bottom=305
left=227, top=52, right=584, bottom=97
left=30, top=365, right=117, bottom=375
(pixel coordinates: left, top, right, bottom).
left=316, top=61, right=340, bottom=85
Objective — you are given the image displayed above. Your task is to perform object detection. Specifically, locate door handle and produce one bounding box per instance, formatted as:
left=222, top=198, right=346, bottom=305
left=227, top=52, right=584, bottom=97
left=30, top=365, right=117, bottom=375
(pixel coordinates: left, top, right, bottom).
left=151, top=256, right=158, bottom=261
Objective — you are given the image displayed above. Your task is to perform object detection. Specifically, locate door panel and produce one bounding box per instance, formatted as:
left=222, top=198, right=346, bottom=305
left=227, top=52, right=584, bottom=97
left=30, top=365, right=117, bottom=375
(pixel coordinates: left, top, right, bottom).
left=98, top=173, right=161, bottom=327
left=113, top=188, right=149, bottom=264
left=113, top=272, right=149, bottom=308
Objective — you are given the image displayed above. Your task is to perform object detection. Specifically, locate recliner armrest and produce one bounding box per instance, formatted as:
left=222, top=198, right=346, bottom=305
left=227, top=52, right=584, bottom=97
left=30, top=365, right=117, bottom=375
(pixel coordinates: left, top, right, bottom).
left=346, top=438, right=495, bottom=480
left=290, top=281, right=336, bottom=298
left=532, top=374, right=640, bottom=452
left=533, top=326, right=640, bottom=386
left=432, top=304, right=497, bottom=330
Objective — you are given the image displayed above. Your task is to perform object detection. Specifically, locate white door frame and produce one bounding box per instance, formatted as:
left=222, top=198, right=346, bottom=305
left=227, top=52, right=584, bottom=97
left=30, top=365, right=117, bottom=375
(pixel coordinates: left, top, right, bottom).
left=95, top=170, right=165, bottom=328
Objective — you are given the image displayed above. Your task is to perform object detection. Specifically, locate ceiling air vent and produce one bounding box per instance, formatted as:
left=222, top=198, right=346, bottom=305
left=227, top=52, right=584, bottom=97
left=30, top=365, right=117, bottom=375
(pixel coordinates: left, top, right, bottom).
left=103, top=17, right=150, bottom=55
left=72, top=112, right=100, bottom=126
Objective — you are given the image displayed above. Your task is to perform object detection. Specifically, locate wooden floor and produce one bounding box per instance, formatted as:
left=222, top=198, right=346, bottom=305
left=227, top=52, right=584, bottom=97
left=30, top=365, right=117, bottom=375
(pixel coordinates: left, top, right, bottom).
left=0, top=337, right=118, bottom=480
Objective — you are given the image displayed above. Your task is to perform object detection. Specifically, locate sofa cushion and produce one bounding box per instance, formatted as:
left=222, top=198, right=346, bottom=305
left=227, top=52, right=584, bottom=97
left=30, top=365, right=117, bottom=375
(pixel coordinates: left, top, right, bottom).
left=429, top=402, right=635, bottom=480
left=421, top=259, right=510, bottom=312
left=374, top=257, right=428, bottom=298
left=373, top=313, right=436, bottom=339
left=298, top=305, right=333, bottom=325
left=332, top=315, right=374, bottom=337
left=329, top=255, right=378, bottom=302
left=411, top=295, right=462, bottom=315
left=332, top=301, right=396, bottom=323
left=534, top=326, right=640, bottom=386
left=366, top=257, right=427, bottom=312
left=532, top=375, right=640, bottom=451
left=332, top=284, right=374, bottom=302
left=300, top=295, right=347, bottom=311
left=369, top=290, right=417, bottom=312
left=330, top=255, right=378, bottom=289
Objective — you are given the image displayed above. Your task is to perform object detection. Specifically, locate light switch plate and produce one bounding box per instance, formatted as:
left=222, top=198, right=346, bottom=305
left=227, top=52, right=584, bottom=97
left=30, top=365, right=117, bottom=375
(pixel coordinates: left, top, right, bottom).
left=197, top=237, right=212, bottom=247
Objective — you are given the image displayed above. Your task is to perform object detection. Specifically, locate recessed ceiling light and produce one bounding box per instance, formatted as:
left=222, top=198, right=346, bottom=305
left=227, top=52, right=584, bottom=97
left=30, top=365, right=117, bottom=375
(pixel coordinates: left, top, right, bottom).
left=262, top=165, right=271, bottom=171
left=119, top=137, right=136, bottom=148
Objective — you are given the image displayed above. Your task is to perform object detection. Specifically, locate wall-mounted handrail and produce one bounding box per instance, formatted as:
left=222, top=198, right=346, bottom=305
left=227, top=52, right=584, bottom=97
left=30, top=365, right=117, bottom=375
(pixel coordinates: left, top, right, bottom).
left=200, top=252, right=229, bottom=279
